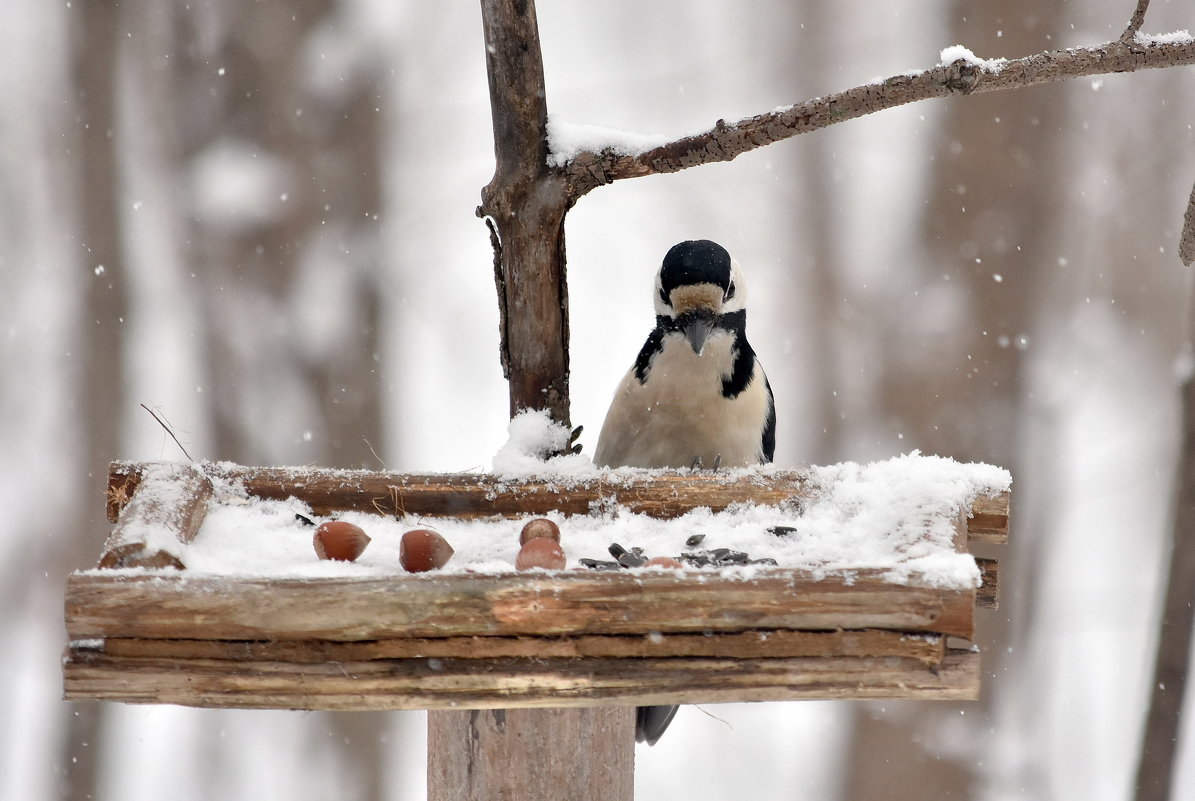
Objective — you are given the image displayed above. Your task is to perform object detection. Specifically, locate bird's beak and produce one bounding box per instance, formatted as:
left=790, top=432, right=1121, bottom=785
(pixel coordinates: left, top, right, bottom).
left=679, top=310, right=716, bottom=355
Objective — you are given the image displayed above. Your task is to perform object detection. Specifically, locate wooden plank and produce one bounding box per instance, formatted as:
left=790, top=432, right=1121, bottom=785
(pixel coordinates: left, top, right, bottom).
left=105, top=461, right=1009, bottom=544
left=61, top=647, right=980, bottom=710
left=976, top=558, right=999, bottom=609
left=65, top=570, right=977, bottom=641
left=428, top=708, right=634, bottom=801
left=107, top=461, right=809, bottom=520
left=99, top=462, right=213, bottom=569
left=97, top=629, right=946, bottom=665
left=968, top=492, right=1010, bottom=544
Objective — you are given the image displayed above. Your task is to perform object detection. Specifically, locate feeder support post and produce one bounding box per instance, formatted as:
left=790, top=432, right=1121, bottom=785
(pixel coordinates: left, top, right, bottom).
left=426, top=2, right=634, bottom=798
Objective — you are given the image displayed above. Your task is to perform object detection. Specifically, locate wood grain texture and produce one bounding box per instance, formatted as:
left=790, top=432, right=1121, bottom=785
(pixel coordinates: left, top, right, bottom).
left=476, top=0, right=572, bottom=422
left=96, top=629, right=947, bottom=664
left=968, top=492, right=1011, bottom=544
left=62, top=646, right=980, bottom=710
left=976, top=558, right=999, bottom=609
left=65, top=570, right=977, bottom=641
left=428, top=708, right=634, bottom=801
left=99, top=462, right=213, bottom=569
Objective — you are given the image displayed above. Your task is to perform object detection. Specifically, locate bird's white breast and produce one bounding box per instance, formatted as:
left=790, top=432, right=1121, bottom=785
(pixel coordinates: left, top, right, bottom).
left=594, top=330, right=771, bottom=469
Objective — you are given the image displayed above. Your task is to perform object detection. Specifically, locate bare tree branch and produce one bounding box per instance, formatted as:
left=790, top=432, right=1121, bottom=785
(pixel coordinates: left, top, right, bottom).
left=1120, top=0, right=1152, bottom=42
left=562, top=36, right=1195, bottom=200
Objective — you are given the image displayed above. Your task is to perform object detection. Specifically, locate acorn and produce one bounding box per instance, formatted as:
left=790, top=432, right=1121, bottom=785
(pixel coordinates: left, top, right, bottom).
left=519, top=517, right=561, bottom=546
left=400, top=528, right=454, bottom=573
left=644, top=556, right=684, bottom=569
left=515, top=538, right=566, bottom=570
left=314, top=521, right=371, bottom=562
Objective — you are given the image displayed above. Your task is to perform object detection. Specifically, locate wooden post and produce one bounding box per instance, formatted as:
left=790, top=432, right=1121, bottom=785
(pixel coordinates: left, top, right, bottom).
left=428, top=708, right=634, bottom=801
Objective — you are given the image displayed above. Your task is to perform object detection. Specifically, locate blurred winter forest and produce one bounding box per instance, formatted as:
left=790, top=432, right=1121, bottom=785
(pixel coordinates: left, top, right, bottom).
left=5, top=0, right=1195, bottom=799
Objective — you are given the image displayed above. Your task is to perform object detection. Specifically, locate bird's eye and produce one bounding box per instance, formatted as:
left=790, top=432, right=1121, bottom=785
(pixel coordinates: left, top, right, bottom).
left=659, top=287, right=669, bottom=306
left=724, top=283, right=736, bottom=301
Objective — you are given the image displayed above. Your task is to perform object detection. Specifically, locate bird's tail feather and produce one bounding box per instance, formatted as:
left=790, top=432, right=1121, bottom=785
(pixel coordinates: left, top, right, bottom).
left=636, top=704, right=680, bottom=746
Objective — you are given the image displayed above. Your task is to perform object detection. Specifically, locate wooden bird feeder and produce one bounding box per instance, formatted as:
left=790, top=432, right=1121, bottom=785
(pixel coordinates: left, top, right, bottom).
left=63, top=459, right=1008, bottom=712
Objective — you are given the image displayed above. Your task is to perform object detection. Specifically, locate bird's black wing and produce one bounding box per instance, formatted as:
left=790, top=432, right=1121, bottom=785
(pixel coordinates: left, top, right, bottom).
left=762, top=374, right=776, bottom=463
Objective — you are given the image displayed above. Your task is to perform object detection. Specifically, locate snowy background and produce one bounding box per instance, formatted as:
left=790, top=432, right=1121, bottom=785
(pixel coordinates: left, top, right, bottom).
left=4, top=0, right=1195, bottom=799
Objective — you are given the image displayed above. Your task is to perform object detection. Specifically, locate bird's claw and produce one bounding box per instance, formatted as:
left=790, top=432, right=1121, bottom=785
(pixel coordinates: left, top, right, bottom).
left=689, top=454, right=723, bottom=472
left=547, top=425, right=584, bottom=458
left=568, top=425, right=584, bottom=455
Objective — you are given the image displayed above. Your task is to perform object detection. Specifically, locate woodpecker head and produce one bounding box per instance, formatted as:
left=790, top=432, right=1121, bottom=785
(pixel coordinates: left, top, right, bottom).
left=654, top=239, right=747, bottom=355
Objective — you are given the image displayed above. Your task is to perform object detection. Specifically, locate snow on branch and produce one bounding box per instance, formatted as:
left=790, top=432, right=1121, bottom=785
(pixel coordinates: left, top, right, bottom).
left=558, top=34, right=1195, bottom=199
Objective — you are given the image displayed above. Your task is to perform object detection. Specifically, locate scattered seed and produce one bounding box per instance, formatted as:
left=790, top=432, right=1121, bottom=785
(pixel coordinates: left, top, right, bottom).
left=580, top=558, right=622, bottom=571
left=616, top=550, right=648, bottom=568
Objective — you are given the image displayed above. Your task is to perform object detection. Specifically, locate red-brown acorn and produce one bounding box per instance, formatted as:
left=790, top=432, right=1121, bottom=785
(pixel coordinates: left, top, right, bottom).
left=313, top=521, right=371, bottom=562
left=400, top=528, right=454, bottom=572
left=519, top=517, right=561, bottom=546
left=515, top=538, right=566, bottom=570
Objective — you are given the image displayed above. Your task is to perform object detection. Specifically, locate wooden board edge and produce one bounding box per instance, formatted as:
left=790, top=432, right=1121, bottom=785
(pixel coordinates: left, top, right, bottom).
left=65, top=569, right=976, bottom=641
left=968, top=491, right=1010, bottom=545
left=62, top=648, right=980, bottom=710
left=105, top=462, right=1008, bottom=543
left=976, top=558, right=999, bottom=609
left=91, top=628, right=948, bottom=665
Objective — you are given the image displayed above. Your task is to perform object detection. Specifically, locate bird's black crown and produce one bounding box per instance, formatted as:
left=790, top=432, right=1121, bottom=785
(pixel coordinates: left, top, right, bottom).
left=660, top=240, right=732, bottom=296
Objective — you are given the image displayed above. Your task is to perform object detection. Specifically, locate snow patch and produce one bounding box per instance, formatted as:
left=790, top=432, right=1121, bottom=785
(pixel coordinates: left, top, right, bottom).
left=938, top=45, right=1007, bottom=72
left=491, top=409, right=596, bottom=478
left=1134, top=29, right=1194, bottom=46
left=800, top=452, right=1009, bottom=587
left=546, top=116, right=673, bottom=168
left=87, top=451, right=1008, bottom=591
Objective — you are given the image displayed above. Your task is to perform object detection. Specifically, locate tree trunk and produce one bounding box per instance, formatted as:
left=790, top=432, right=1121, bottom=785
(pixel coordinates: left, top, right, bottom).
left=60, top=0, right=127, bottom=797
left=477, top=0, right=571, bottom=424
left=1133, top=287, right=1195, bottom=801
left=844, top=0, right=1068, bottom=797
